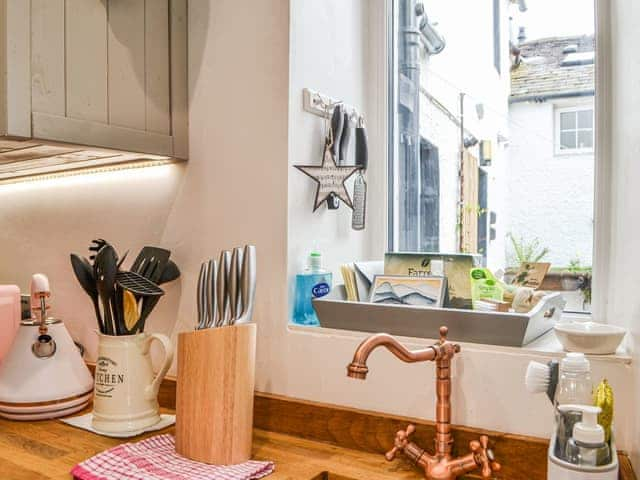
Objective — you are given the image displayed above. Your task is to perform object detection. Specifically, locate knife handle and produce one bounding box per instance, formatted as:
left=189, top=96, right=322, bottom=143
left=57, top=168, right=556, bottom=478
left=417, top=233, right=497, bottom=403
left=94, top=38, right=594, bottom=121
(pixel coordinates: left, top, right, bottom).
left=330, top=104, right=344, bottom=156
left=339, top=112, right=351, bottom=163
left=327, top=105, right=345, bottom=211
left=228, top=249, right=239, bottom=322
left=355, top=119, right=368, bottom=171
left=217, top=251, right=231, bottom=326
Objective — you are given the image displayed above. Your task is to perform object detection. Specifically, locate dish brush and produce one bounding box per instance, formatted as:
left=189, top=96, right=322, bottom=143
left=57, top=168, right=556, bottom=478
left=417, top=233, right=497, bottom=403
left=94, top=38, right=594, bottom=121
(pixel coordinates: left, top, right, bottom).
left=525, top=359, right=559, bottom=404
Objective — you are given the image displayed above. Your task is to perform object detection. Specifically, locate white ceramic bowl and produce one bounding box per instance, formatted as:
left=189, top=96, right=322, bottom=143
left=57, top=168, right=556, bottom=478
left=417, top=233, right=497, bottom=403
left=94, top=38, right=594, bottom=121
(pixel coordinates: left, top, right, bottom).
left=554, top=321, right=626, bottom=355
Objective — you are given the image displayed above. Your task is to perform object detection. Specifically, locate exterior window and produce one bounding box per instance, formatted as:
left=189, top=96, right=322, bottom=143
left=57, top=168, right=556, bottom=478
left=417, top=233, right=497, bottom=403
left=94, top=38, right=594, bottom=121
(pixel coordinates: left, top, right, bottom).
left=493, top=0, right=501, bottom=74
left=389, top=0, right=596, bottom=314
left=557, top=107, right=594, bottom=153
left=420, top=139, right=440, bottom=252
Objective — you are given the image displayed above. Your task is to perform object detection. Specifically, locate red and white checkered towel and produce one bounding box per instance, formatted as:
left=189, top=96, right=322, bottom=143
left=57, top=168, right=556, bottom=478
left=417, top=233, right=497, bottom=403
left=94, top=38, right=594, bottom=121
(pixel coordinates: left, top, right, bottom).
left=71, top=434, right=275, bottom=480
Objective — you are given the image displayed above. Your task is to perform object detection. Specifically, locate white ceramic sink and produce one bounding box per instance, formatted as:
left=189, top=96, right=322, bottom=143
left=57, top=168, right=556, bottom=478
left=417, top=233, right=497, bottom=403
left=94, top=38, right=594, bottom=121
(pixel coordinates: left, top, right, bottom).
left=554, top=321, right=626, bottom=354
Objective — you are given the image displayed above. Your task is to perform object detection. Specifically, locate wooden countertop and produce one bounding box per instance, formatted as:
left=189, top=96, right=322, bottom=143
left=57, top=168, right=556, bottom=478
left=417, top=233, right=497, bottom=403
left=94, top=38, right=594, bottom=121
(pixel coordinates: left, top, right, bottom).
left=5, top=378, right=633, bottom=480
left=0, top=410, right=423, bottom=480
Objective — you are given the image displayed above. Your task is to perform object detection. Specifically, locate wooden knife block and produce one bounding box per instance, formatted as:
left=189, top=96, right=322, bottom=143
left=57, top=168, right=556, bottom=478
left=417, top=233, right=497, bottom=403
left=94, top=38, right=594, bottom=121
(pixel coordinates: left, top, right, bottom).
left=176, top=323, right=256, bottom=465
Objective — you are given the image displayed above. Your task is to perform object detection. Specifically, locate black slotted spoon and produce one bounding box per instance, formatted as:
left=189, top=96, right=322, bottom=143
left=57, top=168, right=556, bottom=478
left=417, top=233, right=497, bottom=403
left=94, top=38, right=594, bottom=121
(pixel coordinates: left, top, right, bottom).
left=116, top=271, right=164, bottom=334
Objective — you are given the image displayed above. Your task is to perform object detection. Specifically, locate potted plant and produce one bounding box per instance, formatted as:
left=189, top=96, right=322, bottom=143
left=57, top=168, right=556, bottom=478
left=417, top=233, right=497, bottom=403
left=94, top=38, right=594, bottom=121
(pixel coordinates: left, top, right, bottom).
left=561, top=257, right=592, bottom=309
left=504, top=233, right=550, bottom=284
left=561, top=257, right=583, bottom=291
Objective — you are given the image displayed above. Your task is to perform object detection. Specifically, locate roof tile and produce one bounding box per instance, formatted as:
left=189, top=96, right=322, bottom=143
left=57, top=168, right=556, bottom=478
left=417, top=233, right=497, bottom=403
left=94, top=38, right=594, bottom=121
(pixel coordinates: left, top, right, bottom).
left=511, top=35, right=595, bottom=100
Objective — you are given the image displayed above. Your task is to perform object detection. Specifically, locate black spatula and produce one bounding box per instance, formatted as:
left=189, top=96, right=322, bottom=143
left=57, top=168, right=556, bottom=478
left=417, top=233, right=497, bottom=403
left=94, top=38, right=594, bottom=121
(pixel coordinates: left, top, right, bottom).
left=131, top=247, right=171, bottom=283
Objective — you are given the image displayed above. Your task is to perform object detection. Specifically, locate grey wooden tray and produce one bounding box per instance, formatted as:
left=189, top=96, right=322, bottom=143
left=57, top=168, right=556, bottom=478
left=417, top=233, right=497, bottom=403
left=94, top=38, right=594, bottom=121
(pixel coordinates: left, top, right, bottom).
left=313, top=288, right=566, bottom=347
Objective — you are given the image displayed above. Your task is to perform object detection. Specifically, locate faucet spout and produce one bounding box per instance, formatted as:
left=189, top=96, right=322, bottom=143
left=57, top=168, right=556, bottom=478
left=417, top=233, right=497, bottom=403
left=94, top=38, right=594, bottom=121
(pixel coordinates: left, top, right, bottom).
left=346, top=333, right=438, bottom=380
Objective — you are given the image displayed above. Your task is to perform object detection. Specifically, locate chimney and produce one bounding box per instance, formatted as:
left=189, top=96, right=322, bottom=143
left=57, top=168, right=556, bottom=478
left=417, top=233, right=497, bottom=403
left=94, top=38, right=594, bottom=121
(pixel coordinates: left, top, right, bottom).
left=518, top=26, right=526, bottom=44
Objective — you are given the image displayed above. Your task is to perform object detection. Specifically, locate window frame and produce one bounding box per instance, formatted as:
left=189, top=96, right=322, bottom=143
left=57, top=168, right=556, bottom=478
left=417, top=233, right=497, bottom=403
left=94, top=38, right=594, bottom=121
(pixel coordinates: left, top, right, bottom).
left=386, top=0, right=609, bottom=321
left=492, top=0, right=501, bottom=74
left=554, top=105, right=595, bottom=156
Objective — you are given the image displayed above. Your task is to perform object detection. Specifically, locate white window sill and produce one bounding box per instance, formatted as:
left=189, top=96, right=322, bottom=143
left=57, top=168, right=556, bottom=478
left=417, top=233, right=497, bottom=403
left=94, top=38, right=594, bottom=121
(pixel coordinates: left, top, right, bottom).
left=288, top=323, right=632, bottom=365
left=554, top=148, right=594, bottom=156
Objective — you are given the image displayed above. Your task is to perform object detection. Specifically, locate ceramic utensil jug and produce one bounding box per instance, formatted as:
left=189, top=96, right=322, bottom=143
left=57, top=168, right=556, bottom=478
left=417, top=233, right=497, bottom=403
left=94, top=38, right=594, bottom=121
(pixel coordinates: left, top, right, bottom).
left=92, top=332, right=173, bottom=433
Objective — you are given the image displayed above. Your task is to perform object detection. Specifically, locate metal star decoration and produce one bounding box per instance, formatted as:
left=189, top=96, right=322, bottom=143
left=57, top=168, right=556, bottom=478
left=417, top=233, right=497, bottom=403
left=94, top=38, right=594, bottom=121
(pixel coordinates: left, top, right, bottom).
left=295, top=143, right=360, bottom=211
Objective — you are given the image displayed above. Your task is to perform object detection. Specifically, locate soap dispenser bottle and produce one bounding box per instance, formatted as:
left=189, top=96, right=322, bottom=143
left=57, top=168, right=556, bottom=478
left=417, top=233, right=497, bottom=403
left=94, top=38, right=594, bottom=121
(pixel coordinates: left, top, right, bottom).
left=554, top=352, right=593, bottom=459
left=562, top=405, right=611, bottom=467
left=292, top=251, right=332, bottom=326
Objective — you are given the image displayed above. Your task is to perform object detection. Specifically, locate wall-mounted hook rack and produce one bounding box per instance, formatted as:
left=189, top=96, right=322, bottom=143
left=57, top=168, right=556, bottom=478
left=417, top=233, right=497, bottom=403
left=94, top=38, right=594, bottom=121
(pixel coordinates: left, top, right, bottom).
left=302, top=88, right=363, bottom=123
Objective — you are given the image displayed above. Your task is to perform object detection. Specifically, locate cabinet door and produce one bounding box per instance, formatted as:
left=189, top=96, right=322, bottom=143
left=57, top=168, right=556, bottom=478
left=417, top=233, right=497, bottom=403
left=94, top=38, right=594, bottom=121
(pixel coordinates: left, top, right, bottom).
left=7, top=0, right=187, bottom=158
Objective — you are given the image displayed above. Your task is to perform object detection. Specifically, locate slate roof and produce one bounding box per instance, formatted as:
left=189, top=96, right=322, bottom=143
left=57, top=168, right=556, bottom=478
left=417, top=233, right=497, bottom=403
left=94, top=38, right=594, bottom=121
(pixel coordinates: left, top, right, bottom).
left=510, top=35, right=595, bottom=102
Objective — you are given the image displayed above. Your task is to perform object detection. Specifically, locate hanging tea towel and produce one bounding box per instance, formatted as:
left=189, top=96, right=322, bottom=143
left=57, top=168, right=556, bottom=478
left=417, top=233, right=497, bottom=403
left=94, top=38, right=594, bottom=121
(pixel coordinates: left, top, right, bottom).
left=71, top=434, right=275, bottom=480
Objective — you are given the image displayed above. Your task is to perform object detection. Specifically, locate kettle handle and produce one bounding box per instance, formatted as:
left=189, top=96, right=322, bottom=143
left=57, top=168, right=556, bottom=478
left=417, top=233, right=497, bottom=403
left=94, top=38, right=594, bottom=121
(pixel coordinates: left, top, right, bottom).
left=143, top=333, right=174, bottom=401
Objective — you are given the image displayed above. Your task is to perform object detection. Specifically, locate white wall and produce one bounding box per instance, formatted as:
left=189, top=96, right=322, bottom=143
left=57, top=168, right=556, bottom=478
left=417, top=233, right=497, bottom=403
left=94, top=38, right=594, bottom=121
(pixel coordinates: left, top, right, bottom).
left=0, top=0, right=637, bottom=464
left=287, top=0, right=386, bottom=305
left=0, top=166, right=184, bottom=353
left=605, top=0, right=640, bottom=470
left=270, top=0, right=636, bottom=454
left=508, top=100, right=595, bottom=268
left=0, top=0, right=291, bottom=376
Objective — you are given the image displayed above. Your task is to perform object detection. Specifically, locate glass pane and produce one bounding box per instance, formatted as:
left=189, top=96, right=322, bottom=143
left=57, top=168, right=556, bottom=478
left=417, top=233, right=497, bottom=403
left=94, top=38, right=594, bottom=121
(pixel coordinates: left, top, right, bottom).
left=578, top=130, right=593, bottom=148
left=560, top=131, right=577, bottom=149
left=578, top=109, right=593, bottom=129
left=389, top=0, right=596, bottom=317
left=560, top=111, right=576, bottom=130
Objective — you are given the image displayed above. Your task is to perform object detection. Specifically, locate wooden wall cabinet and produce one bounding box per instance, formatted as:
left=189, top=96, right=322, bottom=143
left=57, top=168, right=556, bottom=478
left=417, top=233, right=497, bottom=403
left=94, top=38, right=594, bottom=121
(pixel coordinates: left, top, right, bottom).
left=2, top=0, right=188, bottom=165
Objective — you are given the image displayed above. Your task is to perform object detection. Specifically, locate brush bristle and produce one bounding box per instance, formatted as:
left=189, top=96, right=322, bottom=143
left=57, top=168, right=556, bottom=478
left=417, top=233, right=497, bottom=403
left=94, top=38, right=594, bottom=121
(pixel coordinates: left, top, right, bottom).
left=525, top=361, right=551, bottom=393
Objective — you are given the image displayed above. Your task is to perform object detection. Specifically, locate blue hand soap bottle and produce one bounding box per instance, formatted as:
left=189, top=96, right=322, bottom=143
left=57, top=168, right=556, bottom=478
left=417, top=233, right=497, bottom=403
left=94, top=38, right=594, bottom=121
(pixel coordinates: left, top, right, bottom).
left=292, top=251, right=332, bottom=326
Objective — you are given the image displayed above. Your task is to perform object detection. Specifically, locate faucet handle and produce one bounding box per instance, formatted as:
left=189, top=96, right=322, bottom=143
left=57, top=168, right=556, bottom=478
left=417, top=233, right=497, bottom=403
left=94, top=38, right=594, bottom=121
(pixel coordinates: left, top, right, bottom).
left=385, top=424, right=415, bottom=461
left=470, top=435, right=501, bottom=478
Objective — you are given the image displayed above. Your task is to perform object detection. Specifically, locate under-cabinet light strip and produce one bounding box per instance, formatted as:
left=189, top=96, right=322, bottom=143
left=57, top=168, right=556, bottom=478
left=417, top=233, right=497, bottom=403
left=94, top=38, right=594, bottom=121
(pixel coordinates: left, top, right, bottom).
left=0, top=158, right=178, bottom=186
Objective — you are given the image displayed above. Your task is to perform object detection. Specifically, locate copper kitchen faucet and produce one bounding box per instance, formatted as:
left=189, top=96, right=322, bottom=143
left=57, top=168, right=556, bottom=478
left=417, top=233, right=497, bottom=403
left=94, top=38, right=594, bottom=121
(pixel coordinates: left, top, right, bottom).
left=347, top=326, right=501, bottom=480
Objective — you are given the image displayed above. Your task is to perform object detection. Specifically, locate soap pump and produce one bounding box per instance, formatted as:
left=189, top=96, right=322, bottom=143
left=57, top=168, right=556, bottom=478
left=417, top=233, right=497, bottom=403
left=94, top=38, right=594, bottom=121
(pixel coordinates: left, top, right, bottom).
left=548, top=404, right=618, bottom=480
left=561, top=405, right=611, bottom=467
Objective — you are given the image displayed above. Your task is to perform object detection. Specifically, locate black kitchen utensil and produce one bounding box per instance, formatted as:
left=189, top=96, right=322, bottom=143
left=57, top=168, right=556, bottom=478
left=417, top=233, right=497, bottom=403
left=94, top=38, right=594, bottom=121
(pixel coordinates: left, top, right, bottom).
left=339, top=111, right=351, bottom=163
left=94, top=245, right=118, bottom=335
left=116, top=271, right=165, bottom=335
left=110, top=249, right=130, bottom=332
left=85, top=239, right=127, bottom=333
left=89, top=239, right=125, bottom=267
left=116, top=271, right=165, bottom=297
left=88, top=238, right=108, bottom=262
left=330, top=104, right=345, bottom=159
left=132, top=293, right=163, bottom=335
left=327, top=104, right=345, bottom=210
left=70, top=254, right=104, bottom=333
left=117, top=250, right=129, bottom=269
left=112, top=286, right=126, bottom=336
left=158, top=260, right=181, bottom=284
left=355, top=117, right=368, bottom=170
left=128, top=246, right=172, bottom=333
left=131, top=247, right=171, bottom=284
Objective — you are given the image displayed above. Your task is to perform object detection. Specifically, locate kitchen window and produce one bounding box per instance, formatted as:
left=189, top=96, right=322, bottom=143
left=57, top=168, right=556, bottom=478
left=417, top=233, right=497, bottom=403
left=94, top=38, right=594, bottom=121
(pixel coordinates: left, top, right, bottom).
left=493, top=0, right=501, bottom=74
left=388, top=0, right=597, bottom=315
left=556, top=107, right=594, bottom=154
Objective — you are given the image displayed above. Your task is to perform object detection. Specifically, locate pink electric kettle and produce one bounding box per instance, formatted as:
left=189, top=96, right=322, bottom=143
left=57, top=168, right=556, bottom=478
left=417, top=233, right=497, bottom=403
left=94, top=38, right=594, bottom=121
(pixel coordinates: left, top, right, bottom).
left=0, top=275, right=93, bottom=420
left=0, top=285, right=20, bottom=363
